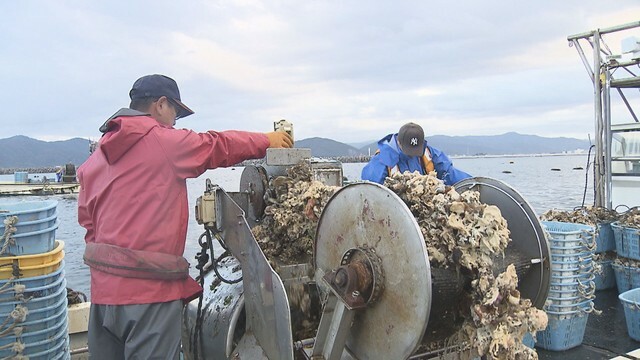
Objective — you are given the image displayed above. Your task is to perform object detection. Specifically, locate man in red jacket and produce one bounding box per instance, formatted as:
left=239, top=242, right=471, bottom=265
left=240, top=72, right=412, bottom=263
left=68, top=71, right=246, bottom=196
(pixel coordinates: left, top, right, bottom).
left=77, top=74, right=292, bottom=359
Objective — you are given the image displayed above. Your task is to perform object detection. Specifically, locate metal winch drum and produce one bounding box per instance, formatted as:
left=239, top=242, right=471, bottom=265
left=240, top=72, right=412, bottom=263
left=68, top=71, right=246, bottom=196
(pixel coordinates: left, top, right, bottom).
left=182, top=157, right=551, bottom=360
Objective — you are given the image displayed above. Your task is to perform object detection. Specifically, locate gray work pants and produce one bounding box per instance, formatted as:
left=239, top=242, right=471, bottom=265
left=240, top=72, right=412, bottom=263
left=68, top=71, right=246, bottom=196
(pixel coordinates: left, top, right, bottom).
left=88, top=300, right=182, bottom=360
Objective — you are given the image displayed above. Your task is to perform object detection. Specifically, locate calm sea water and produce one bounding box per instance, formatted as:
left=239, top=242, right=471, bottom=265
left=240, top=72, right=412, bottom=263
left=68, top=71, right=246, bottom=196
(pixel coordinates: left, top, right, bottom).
left=0, top=154, right=594, bottom=300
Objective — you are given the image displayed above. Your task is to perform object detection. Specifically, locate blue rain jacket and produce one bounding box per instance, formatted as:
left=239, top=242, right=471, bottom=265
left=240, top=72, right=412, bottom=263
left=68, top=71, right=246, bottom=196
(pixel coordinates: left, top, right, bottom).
left=361, top=133, right=472, bottom=186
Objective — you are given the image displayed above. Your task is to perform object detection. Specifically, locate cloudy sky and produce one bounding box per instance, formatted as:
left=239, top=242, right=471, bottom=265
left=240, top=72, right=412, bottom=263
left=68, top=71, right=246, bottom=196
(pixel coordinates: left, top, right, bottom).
left=1, top=1, right=639, bottom=144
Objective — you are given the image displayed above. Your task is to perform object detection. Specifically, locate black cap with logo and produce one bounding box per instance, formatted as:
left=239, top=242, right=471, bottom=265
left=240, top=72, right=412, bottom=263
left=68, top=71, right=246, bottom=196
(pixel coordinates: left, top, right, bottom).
left=397, top=122, right=425, bottom=156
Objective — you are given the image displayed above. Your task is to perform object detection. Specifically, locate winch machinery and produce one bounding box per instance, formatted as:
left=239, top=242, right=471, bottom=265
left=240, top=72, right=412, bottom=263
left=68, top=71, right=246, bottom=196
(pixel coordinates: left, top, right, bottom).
left=182, top=122, right=551, bottom=360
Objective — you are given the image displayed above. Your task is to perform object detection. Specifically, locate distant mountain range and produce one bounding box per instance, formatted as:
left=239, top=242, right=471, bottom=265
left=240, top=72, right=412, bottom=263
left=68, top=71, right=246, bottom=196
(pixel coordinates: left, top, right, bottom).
left=0, top=133, right=590, bottom=169
left=0, top=136, right=91, bottom=169
left=296, top=132, right=590, bottom=158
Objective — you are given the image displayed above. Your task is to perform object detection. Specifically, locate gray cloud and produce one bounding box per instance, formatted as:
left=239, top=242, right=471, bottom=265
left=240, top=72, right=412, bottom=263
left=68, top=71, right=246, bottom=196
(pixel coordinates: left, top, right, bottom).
left=1, top=0, right=638, bottom=143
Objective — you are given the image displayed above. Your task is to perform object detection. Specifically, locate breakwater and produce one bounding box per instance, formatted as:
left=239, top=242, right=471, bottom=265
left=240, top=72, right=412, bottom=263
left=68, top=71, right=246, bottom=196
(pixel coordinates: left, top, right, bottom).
left=0, top=167, right=60, bottom=175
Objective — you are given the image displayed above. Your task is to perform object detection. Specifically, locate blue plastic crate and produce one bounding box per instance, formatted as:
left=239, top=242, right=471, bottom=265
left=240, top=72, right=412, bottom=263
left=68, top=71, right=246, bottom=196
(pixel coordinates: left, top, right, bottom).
left=0, top=318, right=68, bottom=358
left=0, top=315, right=67, bottom=350
left=542, top=221, right=595, bottom=241
left=612, top=222, right=640, bottom=261
left=0, top=291, right=67, bottom=322
left=595, top=222, right=616, bottom=253
left=0, top=279, right=66, bottom=314
left=1, top=220, right=58, bottom=256
left=0, top=211, right=57, bottom=235
left=536, top=312, right=589, bottom=351
left=594, top=259, right=617, bottom=290
left=545, top=299, right=594, bottom=313
left=612, top=262, right=640, bottom=294
left=619, top=288, right=640, bottom=342
left=0, top=200, right=57, bottom=223
left=523, top=332, right=535, bottom=348
left=21, top=302, right=67, bottom=334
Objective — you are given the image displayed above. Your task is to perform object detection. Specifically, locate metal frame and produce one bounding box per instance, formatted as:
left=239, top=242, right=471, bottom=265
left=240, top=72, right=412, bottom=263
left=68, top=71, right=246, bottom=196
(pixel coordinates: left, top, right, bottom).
left=215, top=187, right=295, bottom=360
left=568, top=21, right=640, bottom=209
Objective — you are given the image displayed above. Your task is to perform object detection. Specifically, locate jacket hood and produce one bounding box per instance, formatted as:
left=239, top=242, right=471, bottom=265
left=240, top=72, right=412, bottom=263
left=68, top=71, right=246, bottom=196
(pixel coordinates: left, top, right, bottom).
left=98, top=108, right=163, bottom=164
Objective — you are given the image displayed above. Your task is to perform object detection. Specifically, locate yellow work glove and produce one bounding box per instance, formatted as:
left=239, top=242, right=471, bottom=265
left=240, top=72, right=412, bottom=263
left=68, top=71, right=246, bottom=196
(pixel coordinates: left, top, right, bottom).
left=265, top=132, right=293, bottom=148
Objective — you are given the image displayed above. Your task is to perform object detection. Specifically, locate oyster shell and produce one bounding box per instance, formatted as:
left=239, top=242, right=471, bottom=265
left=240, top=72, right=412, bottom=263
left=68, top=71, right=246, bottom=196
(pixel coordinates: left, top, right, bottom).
left=617, top=207, right=640, bottom=228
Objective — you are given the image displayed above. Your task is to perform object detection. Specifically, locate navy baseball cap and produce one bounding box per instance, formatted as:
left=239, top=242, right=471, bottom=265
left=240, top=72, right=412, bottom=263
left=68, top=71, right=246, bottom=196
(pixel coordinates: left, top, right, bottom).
left=398, top=122, right=425, bottom=157
left=129, top=74, right=194, bottom=119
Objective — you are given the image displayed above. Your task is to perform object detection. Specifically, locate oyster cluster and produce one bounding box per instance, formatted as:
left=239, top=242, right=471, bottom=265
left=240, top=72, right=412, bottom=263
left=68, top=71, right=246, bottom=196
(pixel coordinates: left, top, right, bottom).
left=460, top=265, right=547, bottom=360
left=541, top=205, right=640, bottom=229
left=540, top=207, right=618, bottom=225
left=385, top=172, right=547, bottom=360
left=617, top=207, right=640, bottom=228
left=614, top=256, right=640, bottom=269
left=384, top=172, right=510, bottom=271
left=252, top=162, right=339, bottom=266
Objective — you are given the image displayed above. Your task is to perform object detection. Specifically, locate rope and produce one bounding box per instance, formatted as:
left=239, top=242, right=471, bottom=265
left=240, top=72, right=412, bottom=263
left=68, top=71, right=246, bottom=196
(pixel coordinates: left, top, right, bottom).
left=0, top=307, right=27, bottom=342
left=0, top=355, right=27, bottom=360
left=581, top=144, right=596, bottom=208
left=211, top=231, right=241, bottom=284
left=0, top=324, right=22, bottom=338
left=0, top=278, right=16, bottom=295
left=0, top=341, right=25, bottom=353
left=0, top=306, right=27, bottom=359
left=192, top=231, right=210, bottom=360
left=0, top=217, right=18, bottom=256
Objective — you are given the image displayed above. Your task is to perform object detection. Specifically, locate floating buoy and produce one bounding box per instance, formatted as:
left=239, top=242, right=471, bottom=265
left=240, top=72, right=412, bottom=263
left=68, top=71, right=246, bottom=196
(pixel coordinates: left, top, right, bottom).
left=551, top=168, right=561, bottom=171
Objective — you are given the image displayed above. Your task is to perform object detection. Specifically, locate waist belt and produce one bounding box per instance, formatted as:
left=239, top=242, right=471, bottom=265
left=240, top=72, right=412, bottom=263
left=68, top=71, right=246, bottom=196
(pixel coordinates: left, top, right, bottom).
left=83, top=242, right=189, bottom=280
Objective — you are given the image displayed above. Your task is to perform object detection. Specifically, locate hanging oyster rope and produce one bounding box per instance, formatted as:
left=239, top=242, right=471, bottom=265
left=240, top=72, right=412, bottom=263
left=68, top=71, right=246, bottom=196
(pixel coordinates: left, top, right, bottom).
left=385, top=171, right=547, bottom=360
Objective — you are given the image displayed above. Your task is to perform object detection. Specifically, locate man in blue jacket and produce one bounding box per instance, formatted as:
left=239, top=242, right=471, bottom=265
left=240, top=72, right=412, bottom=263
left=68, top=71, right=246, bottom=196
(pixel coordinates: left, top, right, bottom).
left=361, top=122, right=471, bottom=185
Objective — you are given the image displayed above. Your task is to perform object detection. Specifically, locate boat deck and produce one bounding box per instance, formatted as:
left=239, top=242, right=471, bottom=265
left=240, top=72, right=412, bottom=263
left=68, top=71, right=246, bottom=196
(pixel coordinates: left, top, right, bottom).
left=538, top=288, right=639, bottom=360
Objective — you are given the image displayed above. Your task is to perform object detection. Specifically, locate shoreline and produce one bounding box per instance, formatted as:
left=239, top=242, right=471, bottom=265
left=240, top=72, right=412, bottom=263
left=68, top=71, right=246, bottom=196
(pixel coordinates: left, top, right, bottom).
left=0, top=153, right=589, bottom=173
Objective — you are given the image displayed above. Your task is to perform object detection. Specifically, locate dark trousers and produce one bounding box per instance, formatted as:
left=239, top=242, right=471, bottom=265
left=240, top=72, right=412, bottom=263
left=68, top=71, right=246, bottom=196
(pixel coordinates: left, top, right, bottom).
left=88, top=300, right=182, bottom=360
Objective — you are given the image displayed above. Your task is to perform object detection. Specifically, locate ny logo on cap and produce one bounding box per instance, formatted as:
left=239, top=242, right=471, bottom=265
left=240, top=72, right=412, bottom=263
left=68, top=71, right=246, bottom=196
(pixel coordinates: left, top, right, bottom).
left=410, top=137, right=418, bottom=146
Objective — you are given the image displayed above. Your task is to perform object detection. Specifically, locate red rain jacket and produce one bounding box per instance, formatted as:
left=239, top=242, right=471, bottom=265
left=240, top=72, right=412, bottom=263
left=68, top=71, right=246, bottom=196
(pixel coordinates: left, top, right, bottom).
left=78, top=109, right=269, bottom=305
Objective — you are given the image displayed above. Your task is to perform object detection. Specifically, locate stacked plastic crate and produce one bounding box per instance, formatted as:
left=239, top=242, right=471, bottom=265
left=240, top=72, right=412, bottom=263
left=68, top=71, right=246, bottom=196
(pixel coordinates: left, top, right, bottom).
left=0, top=200, right=70, bottom=359
left=591, top=221, right=617, bottom=290
left=611, top=211, right=640, bottom=342
left=536, top=221, right=596, bottom=351
left=611, top=221, right=640, bottom=293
